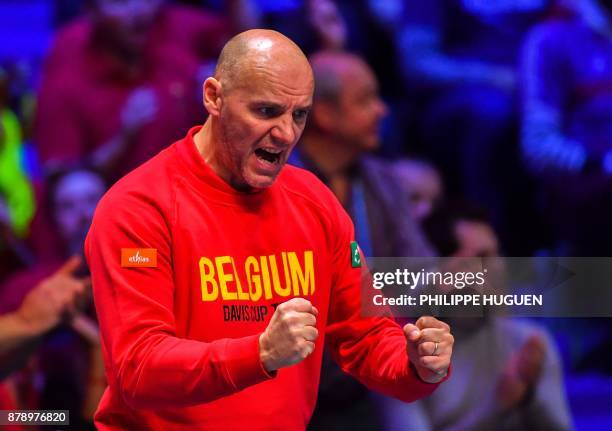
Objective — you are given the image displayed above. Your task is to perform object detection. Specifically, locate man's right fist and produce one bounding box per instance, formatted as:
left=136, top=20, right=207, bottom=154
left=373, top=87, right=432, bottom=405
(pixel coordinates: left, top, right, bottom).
left=259, top=298, right=319, bottom=373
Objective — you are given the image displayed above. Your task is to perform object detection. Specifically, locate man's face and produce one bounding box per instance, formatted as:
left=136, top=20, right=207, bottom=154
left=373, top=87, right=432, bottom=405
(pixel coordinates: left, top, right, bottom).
left=215, top=62, right=314, bottom=190
left=53, top=171, right=105, bottom=250
left=453, top=219, right=506, bottom=294
left=332, top=62, right=387, bottom=151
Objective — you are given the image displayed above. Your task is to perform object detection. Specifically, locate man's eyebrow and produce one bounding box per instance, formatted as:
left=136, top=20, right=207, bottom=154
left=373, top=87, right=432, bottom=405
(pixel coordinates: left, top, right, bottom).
left=250, top=101, right=286, bottom=109
left=249, top=101, right=312, bottom=113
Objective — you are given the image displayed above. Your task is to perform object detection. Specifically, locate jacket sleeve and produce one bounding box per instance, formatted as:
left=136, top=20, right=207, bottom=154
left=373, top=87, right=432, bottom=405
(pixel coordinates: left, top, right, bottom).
left=324, top=201, right=447, bottom=403
left=85, top=187, right=273, bottom=409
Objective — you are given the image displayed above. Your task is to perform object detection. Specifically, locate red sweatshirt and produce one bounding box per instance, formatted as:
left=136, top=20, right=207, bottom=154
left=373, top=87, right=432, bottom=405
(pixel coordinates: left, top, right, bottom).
left=85, top=126, right=443, bottom=430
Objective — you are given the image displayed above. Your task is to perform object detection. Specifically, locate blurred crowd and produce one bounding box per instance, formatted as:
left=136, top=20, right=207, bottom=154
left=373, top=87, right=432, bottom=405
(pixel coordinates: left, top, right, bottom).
left=1, top=0, right=612, bottom=429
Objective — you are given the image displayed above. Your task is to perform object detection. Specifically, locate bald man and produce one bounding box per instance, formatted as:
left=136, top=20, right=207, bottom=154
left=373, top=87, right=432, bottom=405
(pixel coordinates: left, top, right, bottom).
left=294, top=51, right=433, bottom=257
left=86, top=30, right=453, bottom=431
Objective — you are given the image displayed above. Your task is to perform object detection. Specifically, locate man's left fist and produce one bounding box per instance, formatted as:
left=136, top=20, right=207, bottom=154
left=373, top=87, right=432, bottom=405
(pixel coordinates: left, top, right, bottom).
left=404, top=316, right=454, bottom=384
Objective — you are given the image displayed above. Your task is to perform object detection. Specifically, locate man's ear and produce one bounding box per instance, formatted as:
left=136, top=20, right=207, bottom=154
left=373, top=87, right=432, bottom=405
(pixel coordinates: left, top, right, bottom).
left=311, top=102, right=337, bottom=133
left=203, top=77, right=223, bottom=116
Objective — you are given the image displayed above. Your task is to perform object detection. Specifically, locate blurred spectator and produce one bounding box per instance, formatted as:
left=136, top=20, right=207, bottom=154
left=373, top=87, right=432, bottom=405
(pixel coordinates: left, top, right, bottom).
left=399, top=0, right=549, bottom=90
left=378, top=202, right=573, bottom=431
left=264, top=0, right=409, bottom=154
left=0, top=256, right=86, bottom=365
left=0, top=256, right=87, bottom=430
left=5, top=60, right=41, bottom=180
left=293, top=51, right=432, bottom=258
left=50, top=169, right=106, bottom=256
left=0, top=67, right=36, bottom=284
left=307, top=0, right=347, bottom=51
left=399, top=0, right=553, bottom=250
left=35, top=0, right=229, bottom=182
left=262, top=0, right=347, bottom=56
left=336, top=0, right=411, bottom=155
left=0, top=199, right=33, bottom=286
left=521, top=0, right=612, bottom=254
left=0, top=67, right=35, bottom=238
left=0, top=167, right=106, bottom=429
left=178, top=0, right=263, bottom=31
left=291, top=51, right=432, bottom=431
left=257, top=0, right=405, bottom=156
left=393, top=158, right=443, bottom=224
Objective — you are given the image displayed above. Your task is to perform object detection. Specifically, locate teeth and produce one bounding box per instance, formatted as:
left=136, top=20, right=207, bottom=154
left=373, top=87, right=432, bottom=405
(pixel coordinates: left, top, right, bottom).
left=261, top=148, right=282, bottom=154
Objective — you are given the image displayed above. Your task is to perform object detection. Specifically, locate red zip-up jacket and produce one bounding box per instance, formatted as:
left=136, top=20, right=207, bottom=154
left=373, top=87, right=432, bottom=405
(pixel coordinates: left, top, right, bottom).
left=85, top=126, right=443, bottom=430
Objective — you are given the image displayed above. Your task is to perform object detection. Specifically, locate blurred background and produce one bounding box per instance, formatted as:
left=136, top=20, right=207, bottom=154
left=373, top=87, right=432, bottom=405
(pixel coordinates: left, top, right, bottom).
left=1, top=0, right=612, bottom=429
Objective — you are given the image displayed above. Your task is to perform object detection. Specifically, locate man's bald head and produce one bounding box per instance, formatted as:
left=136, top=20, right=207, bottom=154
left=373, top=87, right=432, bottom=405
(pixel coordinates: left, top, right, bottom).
left=215, top=29, right=313, bottom=93
left=196, top=29, right=314, bottom=191
left=309, top=51, right=372, bottom=105
left=304, top=51, right=386, bottom=151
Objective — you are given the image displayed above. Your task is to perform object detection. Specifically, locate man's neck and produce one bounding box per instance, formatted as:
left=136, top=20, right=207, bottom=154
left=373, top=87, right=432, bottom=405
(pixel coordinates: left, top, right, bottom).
left=194, top=119, right=227, bottom=179
left=299, top=131, right=360, bottom=179
left=195, top=118, right=212, bottom=149
left=299, top=131, right=361, bottom=205
left=194, top=119, right=254, bottom=192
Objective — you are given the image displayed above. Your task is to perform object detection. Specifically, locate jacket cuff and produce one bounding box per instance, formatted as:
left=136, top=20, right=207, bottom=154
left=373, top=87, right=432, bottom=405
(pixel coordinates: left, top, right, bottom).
left=223, top=334, right=276, bottom=390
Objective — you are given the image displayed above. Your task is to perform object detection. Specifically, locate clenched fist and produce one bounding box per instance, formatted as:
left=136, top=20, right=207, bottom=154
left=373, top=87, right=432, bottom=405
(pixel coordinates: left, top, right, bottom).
left=259, top=298, right=319, bottom=373
left=404, top=316, right=454, bottom=384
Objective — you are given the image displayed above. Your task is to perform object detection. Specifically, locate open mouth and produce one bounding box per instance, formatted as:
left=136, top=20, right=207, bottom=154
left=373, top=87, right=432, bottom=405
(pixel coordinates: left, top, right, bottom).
left=255, top=148, right=282, bottom=165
